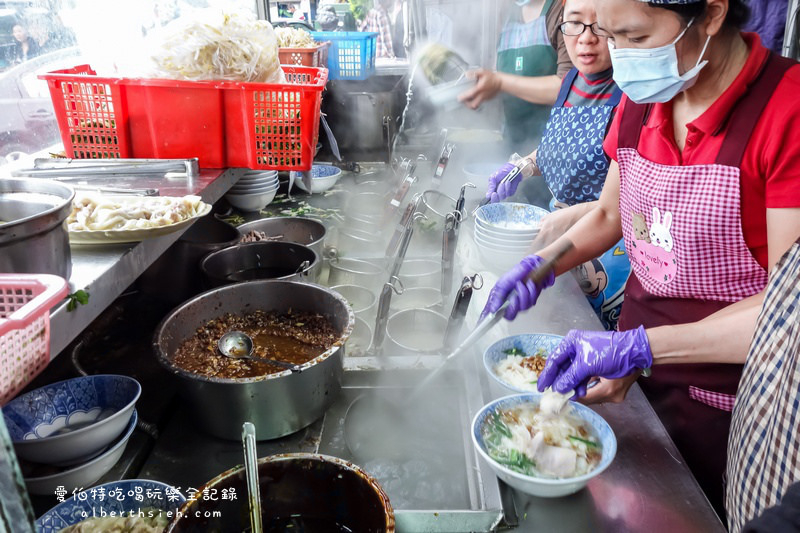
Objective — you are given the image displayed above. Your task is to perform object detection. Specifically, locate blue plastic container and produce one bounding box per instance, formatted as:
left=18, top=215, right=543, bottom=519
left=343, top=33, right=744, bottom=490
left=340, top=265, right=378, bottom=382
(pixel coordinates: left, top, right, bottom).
left=310, top=31, right=378, bottom=80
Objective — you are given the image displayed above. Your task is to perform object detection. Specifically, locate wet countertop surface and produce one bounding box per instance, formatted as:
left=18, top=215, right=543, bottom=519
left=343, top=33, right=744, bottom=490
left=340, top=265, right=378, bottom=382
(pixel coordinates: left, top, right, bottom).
left=25, top=162, right=724, bottom=531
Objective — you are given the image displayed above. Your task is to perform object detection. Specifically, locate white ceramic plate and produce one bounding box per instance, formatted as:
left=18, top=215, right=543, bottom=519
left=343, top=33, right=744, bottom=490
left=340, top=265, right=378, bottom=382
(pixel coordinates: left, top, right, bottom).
left=68, top=197, right=212, bottom=245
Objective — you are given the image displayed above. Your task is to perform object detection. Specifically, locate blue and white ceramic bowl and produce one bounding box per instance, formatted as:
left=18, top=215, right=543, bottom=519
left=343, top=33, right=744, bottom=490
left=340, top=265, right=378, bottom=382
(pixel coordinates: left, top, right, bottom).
left=23, top=410, right=138, bottom=496
left=483, top=334, right=564, bottom=393
left=35, top=478, right=186, bottom=533
left=472, top=393, right=617, bottom=498
left=292, top=164, right=342, bottom=194
left=3, top=374, right=140, bottom=465
left=475, top=202, right=549, bottom=235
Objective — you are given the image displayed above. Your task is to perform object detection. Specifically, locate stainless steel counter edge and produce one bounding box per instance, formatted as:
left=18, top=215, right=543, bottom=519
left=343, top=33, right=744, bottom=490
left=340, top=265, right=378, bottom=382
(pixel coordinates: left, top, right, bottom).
left=48, top=168, right=247, bottom=359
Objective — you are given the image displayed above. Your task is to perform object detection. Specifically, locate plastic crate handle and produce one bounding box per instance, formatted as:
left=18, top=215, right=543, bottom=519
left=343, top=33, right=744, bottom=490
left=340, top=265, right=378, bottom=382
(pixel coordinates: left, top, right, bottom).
left=0, top=275, right=69, bottom=336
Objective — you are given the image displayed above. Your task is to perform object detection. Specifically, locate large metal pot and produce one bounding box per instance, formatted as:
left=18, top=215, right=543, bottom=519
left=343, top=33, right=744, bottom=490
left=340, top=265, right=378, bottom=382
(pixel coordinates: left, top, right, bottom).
left=166, top=453, right=394, bottom=532
left=200, top=241, right=320, bottom=289
left=139, top=214, right=241, bottom=305
left=0, top=178, right=74, bottom=278
left=236, top=216, right=326, bottom=258
left=153, top=280, right=354, bottom=440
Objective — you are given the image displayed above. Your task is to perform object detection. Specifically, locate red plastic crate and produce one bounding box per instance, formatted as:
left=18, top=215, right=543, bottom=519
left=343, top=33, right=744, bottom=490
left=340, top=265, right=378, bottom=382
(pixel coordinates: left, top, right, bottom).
left=0, top=275, right=68, bottom=405
left=39, top=65, right=328, bottom=171
left=279, top=41, right=330, bottom=67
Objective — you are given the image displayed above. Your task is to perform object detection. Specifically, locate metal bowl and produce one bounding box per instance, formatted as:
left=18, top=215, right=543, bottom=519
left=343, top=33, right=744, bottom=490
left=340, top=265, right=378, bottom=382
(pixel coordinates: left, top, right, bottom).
left=200, top=241, right=320, bottom=289
left=153, top=280, right=354, bottom=440
left=237, top=216, right=326, bottom=258
left=398, top=258, right=441, bottom=289
left=166, top=453, right=394, bottom=532
left=0, top=178, right=74, bottom=278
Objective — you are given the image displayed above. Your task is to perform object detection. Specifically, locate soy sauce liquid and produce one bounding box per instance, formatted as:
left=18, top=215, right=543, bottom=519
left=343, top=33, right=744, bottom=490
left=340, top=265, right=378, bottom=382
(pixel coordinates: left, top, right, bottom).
left=246, top=515, right=354, bottom=532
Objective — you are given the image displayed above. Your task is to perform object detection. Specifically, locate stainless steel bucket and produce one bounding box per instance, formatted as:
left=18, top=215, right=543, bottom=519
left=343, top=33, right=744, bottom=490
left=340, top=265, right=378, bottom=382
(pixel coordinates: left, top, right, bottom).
left=0, top=178, right=74, bottom=278
left=153, top=280, right=354, bottom=440
left=236, top=216, right=326, bottom=258
left=200, top=241, right=320, bottom=289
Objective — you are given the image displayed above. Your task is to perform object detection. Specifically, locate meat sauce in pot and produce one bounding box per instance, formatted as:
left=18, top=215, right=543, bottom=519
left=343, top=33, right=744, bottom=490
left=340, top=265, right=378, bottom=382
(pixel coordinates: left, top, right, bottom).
left=173, top=310, right=337, bottom=379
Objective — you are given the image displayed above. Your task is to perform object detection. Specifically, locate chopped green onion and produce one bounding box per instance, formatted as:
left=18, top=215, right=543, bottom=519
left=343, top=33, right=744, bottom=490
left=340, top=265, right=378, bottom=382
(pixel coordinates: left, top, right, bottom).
left=568, top=435, right=599, bottom=448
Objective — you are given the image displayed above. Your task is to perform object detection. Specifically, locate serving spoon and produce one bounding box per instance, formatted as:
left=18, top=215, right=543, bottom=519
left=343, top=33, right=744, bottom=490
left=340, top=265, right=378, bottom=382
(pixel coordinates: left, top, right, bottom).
left=217, top=331, right=302, bottom=373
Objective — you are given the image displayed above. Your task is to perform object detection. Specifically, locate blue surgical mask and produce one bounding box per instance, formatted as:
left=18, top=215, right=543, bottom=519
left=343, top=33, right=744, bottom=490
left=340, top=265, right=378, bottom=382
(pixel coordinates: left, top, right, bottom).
left=608, top=18, right=712, bottom=104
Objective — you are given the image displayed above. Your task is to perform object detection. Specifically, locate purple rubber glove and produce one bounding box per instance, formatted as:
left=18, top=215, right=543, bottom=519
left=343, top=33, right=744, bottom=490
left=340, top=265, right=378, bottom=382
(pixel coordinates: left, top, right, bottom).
left=480, top=255, right=555, bottom=321
left=537, top=327, right=653, bottom=397
left=486, top=163, right=522, bottom=203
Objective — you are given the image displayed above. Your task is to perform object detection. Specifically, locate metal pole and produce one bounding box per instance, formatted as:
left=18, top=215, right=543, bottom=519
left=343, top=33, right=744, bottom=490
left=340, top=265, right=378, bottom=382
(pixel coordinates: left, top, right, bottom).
left=783, top=0, right=799, bottom=59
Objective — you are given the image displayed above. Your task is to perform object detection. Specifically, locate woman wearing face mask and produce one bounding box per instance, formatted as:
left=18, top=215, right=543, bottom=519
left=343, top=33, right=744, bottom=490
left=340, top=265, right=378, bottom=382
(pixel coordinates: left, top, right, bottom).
left=485, top=0, right=631, bottom=331
left=480, top=0, right=800, bottom=517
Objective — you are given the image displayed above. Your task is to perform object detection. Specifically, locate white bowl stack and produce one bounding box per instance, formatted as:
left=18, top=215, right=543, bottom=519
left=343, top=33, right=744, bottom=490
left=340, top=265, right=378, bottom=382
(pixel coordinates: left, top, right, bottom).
left=473, top=202, right=550, bottom=273
left=225, top=170, right=280, bottom=212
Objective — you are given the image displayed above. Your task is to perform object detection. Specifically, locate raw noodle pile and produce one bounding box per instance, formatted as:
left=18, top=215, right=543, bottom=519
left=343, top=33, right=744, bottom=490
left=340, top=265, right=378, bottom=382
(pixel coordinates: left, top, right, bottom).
left=275, top=27, right=317, bottom=48
left=149, top=10, right=285, bottom=83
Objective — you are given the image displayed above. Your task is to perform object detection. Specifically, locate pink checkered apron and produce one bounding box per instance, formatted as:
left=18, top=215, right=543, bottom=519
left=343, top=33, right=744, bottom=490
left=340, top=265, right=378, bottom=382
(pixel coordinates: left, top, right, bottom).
left=615, top=52, right=795, bottom=516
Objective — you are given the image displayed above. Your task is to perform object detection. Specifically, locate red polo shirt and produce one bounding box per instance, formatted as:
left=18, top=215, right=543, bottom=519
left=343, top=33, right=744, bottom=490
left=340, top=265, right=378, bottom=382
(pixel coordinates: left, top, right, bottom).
left=604, top=33, right=800, bottom=268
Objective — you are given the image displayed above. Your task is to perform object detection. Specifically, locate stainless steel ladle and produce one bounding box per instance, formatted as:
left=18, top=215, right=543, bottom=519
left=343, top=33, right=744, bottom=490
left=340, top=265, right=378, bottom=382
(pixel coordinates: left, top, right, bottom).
left=217, top=331, right=302, bottom=373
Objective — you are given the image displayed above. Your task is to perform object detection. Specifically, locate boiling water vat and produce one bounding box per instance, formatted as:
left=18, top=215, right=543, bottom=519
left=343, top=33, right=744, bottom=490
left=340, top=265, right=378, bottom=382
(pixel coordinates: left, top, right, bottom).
left=318, top=372, right=471, bottom=510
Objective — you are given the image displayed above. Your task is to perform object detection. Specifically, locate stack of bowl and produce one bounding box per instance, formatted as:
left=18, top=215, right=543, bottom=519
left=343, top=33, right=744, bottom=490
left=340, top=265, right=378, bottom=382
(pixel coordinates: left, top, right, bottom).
left=473, top=202, right=549, bottom=272
left=225, top=170, right=280, bottom=212
left=2, top=374, right=141, bottom=495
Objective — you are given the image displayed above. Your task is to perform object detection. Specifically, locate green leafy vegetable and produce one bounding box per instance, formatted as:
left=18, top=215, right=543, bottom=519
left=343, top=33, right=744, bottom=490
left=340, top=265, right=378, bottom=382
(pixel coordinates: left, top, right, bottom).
left=66, top=290, right=90, bottom=312
left=502, top=347, right=527, bottom=357
left=219, top=214, right=246, bottom=226
left=568, top=435, right=599, bottom=448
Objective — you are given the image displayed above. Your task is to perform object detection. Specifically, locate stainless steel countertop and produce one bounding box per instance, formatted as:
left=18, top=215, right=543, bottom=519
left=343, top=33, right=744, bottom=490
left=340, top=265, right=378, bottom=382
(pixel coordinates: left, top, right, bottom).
left=455, top=231, right=725, bottom=532
left=34, top=161, right=725, bottom=532
left=250, top=166, right=726, bottom=532
left=47, top=168, right=246, bottom=359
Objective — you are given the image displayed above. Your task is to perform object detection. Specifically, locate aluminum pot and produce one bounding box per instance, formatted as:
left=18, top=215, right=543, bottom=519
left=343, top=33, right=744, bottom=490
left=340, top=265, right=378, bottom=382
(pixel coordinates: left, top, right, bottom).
left=200, top=241, right=320, bottom=289
left=0, top=178, right=74, bottom=278
left=236, top=216, right=326, bottom=258
left=153, top=280, right=354, bottom=440
left=385, top=308, right=448, bottom=356
left=166, top=453, right=394, bottom=532
left=139, top=214, right=241, bottom=305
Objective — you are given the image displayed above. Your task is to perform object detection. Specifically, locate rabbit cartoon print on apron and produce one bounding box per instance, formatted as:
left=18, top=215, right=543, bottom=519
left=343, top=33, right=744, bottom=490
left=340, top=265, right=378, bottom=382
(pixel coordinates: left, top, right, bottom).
left=629, top=207, right=677, bottom=285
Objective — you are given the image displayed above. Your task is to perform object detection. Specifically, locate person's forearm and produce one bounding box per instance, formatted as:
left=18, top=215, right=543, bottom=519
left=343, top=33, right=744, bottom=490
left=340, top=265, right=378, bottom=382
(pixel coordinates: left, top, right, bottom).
left=535, top=204, right=622, bottom=275
left=498, top=73, right=562, bottom=106
left=647, top=292, right=764, bottom=365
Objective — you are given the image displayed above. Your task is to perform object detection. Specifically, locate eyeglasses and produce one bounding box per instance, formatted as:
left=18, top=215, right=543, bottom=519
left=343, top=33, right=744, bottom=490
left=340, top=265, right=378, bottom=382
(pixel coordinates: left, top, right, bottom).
left=559, top=21, right=606, bottom=37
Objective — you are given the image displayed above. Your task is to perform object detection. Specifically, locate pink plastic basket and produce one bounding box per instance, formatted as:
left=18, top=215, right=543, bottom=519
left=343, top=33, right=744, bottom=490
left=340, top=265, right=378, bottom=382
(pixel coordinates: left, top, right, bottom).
left=0, top=275, right=69, bottom=405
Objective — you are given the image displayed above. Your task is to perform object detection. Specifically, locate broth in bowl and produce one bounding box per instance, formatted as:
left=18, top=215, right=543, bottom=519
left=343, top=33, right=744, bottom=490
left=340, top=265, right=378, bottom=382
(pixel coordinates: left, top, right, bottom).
left=482, top=401, right=602, bottom=479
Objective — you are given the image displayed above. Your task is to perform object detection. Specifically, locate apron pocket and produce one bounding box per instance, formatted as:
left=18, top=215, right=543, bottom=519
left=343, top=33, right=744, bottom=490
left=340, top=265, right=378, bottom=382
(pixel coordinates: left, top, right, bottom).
left=688, top=385, right=736, bottom=412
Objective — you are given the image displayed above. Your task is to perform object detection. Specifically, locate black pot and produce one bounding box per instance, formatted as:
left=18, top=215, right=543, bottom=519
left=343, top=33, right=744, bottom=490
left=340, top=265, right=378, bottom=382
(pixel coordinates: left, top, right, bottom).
left=166, top=454, right=394, bottom=532
left=139, top=214, right=241, bottom=305
left=199, top=241, right=319, bottom=289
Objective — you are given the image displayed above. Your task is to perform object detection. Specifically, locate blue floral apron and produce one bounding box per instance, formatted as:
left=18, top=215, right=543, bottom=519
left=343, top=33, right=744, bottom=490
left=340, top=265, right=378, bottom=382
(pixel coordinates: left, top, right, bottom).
left=538, top=68, right=629, bottom=330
